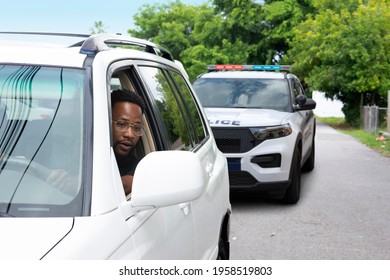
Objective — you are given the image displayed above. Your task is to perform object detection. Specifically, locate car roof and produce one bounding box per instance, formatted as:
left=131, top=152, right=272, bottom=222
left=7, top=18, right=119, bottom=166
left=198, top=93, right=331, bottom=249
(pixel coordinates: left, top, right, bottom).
left=0, top=44, right=87, bottom=67
left=0, top=32, right=176, bottom=68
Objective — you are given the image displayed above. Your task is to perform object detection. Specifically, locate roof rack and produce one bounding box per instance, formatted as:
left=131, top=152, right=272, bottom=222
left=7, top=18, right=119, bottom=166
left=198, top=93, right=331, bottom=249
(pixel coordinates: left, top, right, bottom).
left=0, top=32, right=174, bottom=61
left=0, top=31, right=91, bottom=48
left=79, top=34, right=174, bottom=61
left=0, top=31, right=90, bottom=38
left=207, top=64, right=292, bottom=72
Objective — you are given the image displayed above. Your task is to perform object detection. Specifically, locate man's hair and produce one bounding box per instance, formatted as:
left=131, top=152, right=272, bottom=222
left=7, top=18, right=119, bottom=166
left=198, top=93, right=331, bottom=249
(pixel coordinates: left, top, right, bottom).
left=111, top=89, right=145, bottom=114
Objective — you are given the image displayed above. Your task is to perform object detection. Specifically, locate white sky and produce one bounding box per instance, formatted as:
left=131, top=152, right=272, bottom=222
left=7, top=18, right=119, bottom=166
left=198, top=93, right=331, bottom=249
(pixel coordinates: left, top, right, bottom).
left=313, top=91, right=344, bottom=118
left=0, top=0, right=207, bottom=35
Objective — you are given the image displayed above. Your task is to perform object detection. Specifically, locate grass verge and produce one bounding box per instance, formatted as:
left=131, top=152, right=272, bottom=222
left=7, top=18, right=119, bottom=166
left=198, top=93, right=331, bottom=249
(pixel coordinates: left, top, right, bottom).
left=317, top=116, right=390, bottom=157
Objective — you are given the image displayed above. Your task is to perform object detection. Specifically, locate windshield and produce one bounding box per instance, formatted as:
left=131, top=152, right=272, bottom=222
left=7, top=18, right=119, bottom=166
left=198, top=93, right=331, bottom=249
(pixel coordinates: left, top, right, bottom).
left=193, top=78, right=290, bottom=111
left=0, top=65, right=85, bottom=217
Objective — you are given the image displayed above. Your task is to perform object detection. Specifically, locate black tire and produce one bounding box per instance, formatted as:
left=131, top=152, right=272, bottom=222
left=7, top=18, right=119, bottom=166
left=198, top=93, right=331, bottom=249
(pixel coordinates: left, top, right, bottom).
left=217, top=236, right=229, bottom=260
left=282, top=149, right=301, bottom=204
left=302, top=138, right=315, bottom=172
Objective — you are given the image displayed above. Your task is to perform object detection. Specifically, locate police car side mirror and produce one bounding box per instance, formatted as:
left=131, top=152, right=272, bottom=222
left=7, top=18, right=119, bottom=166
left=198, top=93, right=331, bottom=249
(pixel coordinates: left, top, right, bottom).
left=294, top=97, right=316, bottom=111
left=295, top=94, right=307, bottom=106
left=131, top=151, right=204, bottom=209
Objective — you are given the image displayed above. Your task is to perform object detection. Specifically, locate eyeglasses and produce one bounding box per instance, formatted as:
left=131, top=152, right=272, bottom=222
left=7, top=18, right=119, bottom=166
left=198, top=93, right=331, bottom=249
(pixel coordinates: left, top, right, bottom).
left=112, top=120, right=144, bottom=136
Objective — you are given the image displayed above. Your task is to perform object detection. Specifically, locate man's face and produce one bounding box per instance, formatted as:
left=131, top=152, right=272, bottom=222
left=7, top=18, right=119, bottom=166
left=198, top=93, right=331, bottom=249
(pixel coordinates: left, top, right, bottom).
left=112, top=102, right=143, bottom=158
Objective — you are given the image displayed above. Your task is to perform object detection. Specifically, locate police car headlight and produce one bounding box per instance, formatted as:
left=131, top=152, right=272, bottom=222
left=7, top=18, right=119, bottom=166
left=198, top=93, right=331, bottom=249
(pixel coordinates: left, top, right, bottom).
left=249, top=124, right=292, bottom=141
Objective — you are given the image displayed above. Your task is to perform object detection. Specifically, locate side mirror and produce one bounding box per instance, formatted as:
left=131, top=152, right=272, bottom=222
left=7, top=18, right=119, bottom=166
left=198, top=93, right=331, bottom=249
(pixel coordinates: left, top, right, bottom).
left=131, top=151, right=204, bottom=209
left=295, top=94, right=307, bottom=106
left=294, top=95, right=316, bottom=111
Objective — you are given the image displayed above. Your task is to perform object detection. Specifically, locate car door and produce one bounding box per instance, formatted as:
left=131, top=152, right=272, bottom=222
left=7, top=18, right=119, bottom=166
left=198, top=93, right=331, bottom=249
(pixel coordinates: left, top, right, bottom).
left=119, top=63, right=197, bottom=259
left=292, top=79, right=315, bottom=159
left=167, top=70, right=230, bottom=259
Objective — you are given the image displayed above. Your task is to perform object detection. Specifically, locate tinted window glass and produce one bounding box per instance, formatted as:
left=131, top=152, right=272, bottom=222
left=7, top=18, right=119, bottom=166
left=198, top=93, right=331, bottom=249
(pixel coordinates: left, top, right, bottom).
left=170, top=71, right=207, bottom=145
left=138, top=66, right=192, bottom=150
left=0, top=65, right=85, bottom=217
left=293, top=79, right=304, bottom=99
left=193, top=78, right=290, bottom=112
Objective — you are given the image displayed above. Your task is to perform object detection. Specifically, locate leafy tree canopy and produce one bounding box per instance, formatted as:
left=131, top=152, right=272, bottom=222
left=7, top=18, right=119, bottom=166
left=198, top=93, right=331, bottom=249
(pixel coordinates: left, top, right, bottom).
left=129, top=1, right=225, bottom=79
left=284, top=0, right=390, bottom=125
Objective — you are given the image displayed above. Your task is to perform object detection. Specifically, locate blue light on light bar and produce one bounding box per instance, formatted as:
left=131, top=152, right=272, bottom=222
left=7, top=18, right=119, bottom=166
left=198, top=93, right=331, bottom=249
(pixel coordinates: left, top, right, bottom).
left=253, top=65, right=281, bottom=71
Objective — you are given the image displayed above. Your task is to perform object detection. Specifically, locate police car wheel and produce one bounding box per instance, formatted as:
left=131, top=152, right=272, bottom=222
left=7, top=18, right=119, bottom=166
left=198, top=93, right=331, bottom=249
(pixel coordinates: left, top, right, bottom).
left=302, top=138, right=315, bottom=172
left=283, top=149, right=301, bottom=204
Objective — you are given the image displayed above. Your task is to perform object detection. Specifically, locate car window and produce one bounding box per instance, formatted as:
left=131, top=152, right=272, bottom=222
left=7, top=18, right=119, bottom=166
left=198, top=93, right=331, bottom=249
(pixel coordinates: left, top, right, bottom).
left=292, top=79, right=304, bottom=99
left=109, top=69, right=150, bottom=161
left=138, top=66, right=195, bottom=151
left=169, top=71, right=207, bottom=145
left=193, top=78, right=290, bottom=112
left=0, top=65, right=85, bottom=217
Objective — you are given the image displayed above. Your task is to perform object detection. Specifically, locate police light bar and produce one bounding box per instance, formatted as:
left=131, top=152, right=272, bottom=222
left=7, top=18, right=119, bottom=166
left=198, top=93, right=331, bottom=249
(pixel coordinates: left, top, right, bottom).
left=207, top=64, right=292, bottom=72
left=208, top=65, right=243, bottom=71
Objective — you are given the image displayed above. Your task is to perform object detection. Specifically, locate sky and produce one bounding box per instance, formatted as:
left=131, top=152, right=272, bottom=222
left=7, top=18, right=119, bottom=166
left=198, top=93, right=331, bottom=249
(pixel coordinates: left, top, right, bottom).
left=1, top=0, right=207, bottom=36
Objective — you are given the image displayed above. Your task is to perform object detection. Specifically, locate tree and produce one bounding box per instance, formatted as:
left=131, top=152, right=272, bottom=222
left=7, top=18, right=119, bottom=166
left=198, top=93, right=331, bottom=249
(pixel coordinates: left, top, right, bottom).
left=212, top=0, right=316, bottom=63
left=211, top=0, right=265, bottom=62
left=90, top=21, right=107, bottom=34
left=259, top=0, right=316, bottom=63
left=129, top=1, right=256, bottom=80
left=284, top=0, right=390, bottom=126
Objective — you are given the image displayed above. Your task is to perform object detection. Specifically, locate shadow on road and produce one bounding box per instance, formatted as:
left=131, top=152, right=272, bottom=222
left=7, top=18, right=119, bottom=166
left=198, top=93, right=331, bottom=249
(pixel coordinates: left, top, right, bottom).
left=229, top=190, right=286, bottom=206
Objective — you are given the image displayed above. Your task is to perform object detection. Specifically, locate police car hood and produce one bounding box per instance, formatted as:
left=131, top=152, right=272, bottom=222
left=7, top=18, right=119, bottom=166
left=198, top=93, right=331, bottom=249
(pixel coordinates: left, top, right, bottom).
left=0, top=217, right=73, bottom=259
left=204, top=107, right=290, bottom=127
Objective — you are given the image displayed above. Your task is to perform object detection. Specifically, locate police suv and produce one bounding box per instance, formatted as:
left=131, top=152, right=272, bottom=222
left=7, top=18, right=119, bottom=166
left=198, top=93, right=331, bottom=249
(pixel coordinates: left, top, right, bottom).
left=193, top=65, right=316, bottom=204
left=0, top=32, right=231, bottom=259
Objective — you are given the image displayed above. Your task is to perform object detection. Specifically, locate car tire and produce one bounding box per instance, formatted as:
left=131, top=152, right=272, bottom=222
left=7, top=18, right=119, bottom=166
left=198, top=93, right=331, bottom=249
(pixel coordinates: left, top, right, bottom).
left=302, top=138, right=315, bottom=172
left=217, top=235, right=229, bottom=260
left=283, top=149, right=301, bottom=204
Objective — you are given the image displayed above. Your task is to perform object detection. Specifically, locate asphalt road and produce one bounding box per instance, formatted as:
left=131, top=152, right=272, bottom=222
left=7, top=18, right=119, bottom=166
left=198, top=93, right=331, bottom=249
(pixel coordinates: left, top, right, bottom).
left=229, top=121, right=390, bottom=260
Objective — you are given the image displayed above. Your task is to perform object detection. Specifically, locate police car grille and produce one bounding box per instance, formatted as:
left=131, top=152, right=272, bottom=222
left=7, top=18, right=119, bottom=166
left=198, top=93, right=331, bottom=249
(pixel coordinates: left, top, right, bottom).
left=212, top=127, right=262, bottom=153
left=229, top=171, right=258, bottom=186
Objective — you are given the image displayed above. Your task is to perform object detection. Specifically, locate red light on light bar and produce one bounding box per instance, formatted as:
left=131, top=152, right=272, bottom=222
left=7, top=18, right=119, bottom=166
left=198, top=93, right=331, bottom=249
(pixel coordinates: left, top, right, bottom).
left=215, top=65, right=243, bottom=70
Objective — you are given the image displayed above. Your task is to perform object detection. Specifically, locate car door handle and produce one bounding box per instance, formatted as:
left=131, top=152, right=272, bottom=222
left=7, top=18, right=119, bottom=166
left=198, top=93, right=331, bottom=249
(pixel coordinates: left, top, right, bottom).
left=205, top=162, right=214, bottom=175
left=179, top=202, right=190, bottom=215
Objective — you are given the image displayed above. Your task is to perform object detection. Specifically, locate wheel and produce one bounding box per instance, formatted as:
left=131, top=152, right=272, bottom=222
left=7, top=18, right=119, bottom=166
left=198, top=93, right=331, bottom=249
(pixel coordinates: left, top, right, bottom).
left=3, top=157, right=51, bottom=180
left=282, top=149, right=301, bottom=204
left=217, top=235, right=230, bottom=260
left=302, top=136, right=315, bottom=172
left=3, top=156, right=78, bottom=196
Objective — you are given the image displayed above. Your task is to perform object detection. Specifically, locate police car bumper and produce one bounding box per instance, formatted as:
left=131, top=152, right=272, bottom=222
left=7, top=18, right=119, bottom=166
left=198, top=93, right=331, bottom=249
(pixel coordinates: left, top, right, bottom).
left=228, top=171, right=290, bottom=192
left=223, top=135, right=296, bottom=191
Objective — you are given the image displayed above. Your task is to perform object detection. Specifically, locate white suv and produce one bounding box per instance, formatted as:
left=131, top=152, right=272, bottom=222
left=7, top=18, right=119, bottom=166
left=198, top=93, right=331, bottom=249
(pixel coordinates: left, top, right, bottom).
left=193, top=65, right=316, bottom=204
left=0, top=33, right=231, bottom=259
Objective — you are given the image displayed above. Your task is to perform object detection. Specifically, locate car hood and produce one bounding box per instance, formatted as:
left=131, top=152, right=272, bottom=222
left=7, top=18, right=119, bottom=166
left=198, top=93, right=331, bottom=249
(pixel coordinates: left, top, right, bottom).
left=204, top=107, right=290, bottom=127
left=0, top=217, right=73, bottom=260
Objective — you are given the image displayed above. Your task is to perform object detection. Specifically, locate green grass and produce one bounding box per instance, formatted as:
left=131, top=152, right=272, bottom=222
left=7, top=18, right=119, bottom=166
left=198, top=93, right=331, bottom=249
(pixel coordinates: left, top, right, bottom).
left=317, top=116, right=390, bottom=157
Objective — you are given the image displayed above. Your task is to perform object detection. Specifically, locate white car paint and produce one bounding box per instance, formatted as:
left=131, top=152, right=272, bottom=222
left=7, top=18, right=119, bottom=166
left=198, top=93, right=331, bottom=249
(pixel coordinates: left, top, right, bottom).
left=0, top=34, right=231, bottom=259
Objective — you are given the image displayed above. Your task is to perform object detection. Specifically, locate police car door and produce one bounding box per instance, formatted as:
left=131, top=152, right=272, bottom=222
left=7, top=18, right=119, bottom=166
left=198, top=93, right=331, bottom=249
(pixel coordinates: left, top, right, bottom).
left=292, top=79, right=314, bottom=159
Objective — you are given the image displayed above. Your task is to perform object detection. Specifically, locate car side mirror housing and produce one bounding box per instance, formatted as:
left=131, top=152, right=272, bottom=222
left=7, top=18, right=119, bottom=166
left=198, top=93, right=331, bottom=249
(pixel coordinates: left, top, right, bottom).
left=294, top=95, right=316, bottom=111
left=131, top=151, right=204, bottom=209
left=295, top=94, right=307, bottom=106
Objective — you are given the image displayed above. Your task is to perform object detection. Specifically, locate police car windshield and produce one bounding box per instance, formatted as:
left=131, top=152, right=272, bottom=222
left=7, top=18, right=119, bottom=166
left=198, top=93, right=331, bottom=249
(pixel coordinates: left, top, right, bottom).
left=193, top=78, right=290, bottom=111
left=0, top=65, right=85, bottom=217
